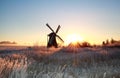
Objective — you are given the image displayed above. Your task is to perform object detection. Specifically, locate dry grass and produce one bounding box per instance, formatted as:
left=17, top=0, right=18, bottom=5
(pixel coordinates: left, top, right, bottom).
left=0, top=46, right=120, bottom=78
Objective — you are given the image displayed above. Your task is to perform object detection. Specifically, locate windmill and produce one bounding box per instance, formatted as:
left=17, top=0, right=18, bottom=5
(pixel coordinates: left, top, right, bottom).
left=46, top=23, right=64, bottom=48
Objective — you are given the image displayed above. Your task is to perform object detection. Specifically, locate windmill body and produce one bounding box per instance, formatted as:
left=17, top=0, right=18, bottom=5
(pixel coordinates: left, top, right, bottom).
left=47, top=32, right=57, bottom=48
left=46, top=23, right=64, bottom=48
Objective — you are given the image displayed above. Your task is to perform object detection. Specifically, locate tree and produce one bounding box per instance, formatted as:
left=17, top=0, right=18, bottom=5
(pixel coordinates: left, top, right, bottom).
left=81, top=41, right=91, bottom=47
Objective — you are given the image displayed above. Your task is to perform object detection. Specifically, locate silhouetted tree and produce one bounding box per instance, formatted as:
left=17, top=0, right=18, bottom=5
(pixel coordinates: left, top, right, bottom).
left=81, top=41, right=91, bottom=47
left=102, top=41, right=106, bottom=45
left=106, top=39, right=109, bottom=45
left=110, top=38, right=116, bottom=44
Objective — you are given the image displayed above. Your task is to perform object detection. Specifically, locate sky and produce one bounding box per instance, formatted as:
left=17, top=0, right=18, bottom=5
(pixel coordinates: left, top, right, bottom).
left=0, top=0, right=120, bottom=46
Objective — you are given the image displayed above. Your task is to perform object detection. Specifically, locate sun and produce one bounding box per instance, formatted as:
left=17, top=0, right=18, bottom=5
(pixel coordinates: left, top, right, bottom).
left=65, top=34, right=84, bottom=46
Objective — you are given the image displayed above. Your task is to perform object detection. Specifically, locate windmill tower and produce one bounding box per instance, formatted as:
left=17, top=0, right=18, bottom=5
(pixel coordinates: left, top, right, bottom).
left=46, top=23, right=64, bottom=48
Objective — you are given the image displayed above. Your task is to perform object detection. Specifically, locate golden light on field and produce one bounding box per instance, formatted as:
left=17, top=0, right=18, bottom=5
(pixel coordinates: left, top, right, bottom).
left=64, top=34, right=84, bottom=46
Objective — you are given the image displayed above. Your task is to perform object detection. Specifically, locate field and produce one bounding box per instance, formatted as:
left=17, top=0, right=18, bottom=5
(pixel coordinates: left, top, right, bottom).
left=0, top=46, right=120, bottom=78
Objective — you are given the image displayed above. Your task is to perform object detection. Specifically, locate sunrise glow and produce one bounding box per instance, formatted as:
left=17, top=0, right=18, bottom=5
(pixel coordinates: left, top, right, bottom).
left=65, top=34, right=84, bottom=46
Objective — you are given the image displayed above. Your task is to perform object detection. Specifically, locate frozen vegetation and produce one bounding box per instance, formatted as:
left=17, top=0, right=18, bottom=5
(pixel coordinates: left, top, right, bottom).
left=0, top=46, right=120, bottom=78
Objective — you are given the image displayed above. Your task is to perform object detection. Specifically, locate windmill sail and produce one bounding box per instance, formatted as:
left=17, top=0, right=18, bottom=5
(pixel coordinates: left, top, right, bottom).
left=55, top=25, right=60, bottom=33
left=46, top=23, right=54, bottom=32
left=56, top=35, right=64, bottom=43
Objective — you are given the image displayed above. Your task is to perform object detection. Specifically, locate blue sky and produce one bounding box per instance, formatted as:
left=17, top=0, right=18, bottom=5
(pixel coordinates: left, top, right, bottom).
left=0, top=0, right=120, bottom=45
